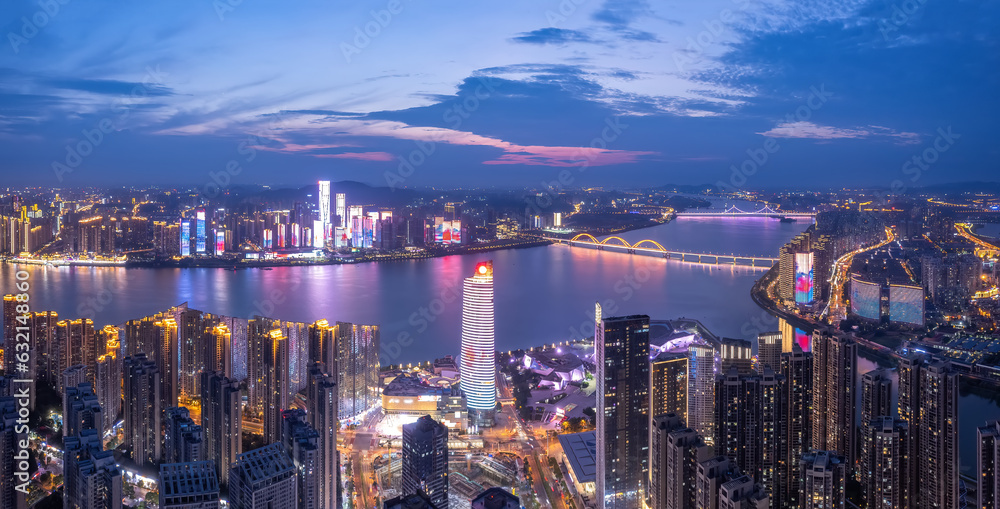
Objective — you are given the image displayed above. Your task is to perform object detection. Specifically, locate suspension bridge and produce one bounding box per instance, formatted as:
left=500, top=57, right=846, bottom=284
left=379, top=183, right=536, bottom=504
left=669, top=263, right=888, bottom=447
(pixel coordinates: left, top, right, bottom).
left=675, top=204, right=816, bottom=218
left=547, top=233, right=779, bottom=268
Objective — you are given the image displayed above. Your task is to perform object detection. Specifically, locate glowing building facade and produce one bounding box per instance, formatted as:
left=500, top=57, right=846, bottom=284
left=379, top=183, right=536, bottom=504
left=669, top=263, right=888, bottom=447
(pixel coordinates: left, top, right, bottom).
left=461, top=261, right=496, bottom=427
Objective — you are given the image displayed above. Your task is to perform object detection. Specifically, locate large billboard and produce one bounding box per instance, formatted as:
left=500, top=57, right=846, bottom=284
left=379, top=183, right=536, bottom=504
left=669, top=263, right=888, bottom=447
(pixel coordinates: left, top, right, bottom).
left=433, top=218, right=462, bottom=245
left=794, top=252, right=814, bottom=305
left=851, top=275, right=882, bottom=320
left=889, top=284, right=924, bottom=326
left=215, top=230, right=225, bottom=254
left=794, top=328, right=811, bottom=352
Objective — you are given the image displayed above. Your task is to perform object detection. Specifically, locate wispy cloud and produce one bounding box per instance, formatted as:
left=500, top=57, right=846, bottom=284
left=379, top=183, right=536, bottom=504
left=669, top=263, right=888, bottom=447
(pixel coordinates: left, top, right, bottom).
left=510, top=28, right=598, bottom=45
left=758, top=121, right=921, bottom=144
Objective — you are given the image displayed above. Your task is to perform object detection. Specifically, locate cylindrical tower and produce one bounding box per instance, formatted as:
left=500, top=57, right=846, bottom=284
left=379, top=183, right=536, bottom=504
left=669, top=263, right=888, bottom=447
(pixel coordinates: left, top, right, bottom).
left=461, top=260, right=496, bottom=427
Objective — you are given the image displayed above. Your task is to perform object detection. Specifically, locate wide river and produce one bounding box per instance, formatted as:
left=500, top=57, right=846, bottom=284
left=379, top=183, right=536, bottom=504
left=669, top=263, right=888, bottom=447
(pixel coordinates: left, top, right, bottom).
left=2, top=210, right=997, bottom=474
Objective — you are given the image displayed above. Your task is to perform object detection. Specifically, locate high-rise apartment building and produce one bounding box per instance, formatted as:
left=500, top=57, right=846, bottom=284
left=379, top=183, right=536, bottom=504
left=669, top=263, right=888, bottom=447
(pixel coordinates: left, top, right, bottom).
left=978, top=420, right=1000, bottom=509
left=281, top=409, right=320, bottom=509
left=799, top=451, right=845, bottom=509
left=94, top=338, right=121, bottom=434
left=159, top=461, right=220, bottom=509
left=651, top=352, right=687, bottom=420
left=200, top=371, right=242, bottom=488
left=165, top=406, right=203, bottom=464
left=228, top=443, right=298, bottom=509
left=64, top=428, right=123, bottom=509
left=650, top=413, right=709, bottom=509
left=811, top=331, right=856, bottom=470
left=401, top=415, right=450, bottom=509
left=780, top=344, right=812, bottom=507
left=596, top=310, right=650, bottom=509
left=64, top=382, right=103, bottom=438
left=860, top=368, right=893, bottom=492
left=123, top=354, right=162, bottom=466
left=307, top=362, right=339, bottom=509
left=865, top=417, right=908, bottom=509
left=757, top=332, right=782, bottom=371
left=688, top=342, right=718, bottom=446
left=335, top=321, right=380, bottom=422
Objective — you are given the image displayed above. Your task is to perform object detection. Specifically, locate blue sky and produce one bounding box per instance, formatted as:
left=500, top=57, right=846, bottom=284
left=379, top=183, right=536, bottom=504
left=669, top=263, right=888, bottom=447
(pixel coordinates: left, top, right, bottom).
left=1, top=0, right=997, bottom=189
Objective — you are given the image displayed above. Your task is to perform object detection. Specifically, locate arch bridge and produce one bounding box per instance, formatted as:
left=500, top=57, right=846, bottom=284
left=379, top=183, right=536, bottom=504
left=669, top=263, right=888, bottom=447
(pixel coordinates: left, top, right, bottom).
left=549, top=234, right=778, bottom=268
left=675, top=204, right=816, bottom=218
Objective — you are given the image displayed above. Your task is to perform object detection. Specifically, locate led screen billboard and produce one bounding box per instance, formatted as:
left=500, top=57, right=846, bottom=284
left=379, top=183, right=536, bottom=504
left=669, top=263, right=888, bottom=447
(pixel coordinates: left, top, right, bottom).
left=889, top=284, right=924, bottom=326
left=851, top=276, right=882, bottom=320
left=794, top=252, right=814, bottom=305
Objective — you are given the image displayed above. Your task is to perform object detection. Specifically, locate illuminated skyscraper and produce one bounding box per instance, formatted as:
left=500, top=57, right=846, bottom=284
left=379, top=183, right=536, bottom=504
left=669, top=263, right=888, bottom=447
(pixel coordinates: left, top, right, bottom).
left=757, top=331, right=782, bottom=371
left=811, top=330, right=856, bottom=470
left=596, top=311, right=650, bottom=509
left=860, top=368, right=892, bottom=496
left=687, top=342, right=718, bottom=445
left=229, top=443, right=298, bottom=509
left=281, top=409, right=320, bottom=509
left=780, top=344, right=812, bottom=507
left=0, top=398, right=22, bottom=509
left=334, top=321, right=380, bottom=422
left=799, top=451, right=846, bottom=509
left=865, top=417, right=908, bottom=509
left=651, top=352, right=687, bottom=420
left=336, top=193, right=346, bottom=228
left=124, top=354, right=161, bottom=466
left=978, top=421, right=1000, bottom=509
left=650, top=413, right=709, bottom=509
left=54, top=318, right=96, bottom=389
left=318, top=180, right=331, bottom=239
left=911, top=360, right=960, bottom=509
left=401, top=415, right=450, bottom=509
left=200, top=371, right=241, bottom=488
left=307, top=363, right=339, bottom=509
left=461, top=261, right=496, bottom=427
left=719, top=337, right=753, bottom=375
left=94, top=338, right=121, bottom=434
left=180, top=219, right=191, bottom=256
left=264, top=329, right=290, bottom=445
left=196, top=209, right=206, bottom=253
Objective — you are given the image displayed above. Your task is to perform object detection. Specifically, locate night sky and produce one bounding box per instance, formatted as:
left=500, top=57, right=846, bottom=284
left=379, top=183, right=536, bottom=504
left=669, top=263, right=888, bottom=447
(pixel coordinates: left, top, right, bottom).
left=1, top=0, right=997, bottom=189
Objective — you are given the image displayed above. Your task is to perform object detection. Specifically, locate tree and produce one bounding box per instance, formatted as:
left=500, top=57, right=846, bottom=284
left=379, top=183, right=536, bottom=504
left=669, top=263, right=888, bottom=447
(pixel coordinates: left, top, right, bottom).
left=123, top=482, right=135, bottom=499
left=145, top=491, right=158, bottom=505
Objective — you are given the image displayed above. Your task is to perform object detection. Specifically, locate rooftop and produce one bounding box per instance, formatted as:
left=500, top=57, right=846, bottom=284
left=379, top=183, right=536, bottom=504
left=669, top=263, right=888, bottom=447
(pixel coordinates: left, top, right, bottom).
left=558, top=431, right=597, bottom=483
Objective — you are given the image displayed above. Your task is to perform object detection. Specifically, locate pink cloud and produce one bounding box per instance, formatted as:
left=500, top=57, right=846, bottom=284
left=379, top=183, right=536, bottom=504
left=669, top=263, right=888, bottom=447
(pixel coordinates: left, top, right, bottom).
left=314, top=151, right=394, bottom=161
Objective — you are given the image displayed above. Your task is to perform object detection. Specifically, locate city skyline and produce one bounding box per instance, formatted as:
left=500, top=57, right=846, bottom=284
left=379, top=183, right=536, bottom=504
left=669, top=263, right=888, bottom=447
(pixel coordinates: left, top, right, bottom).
left=1, top=1, right=997, bottom=189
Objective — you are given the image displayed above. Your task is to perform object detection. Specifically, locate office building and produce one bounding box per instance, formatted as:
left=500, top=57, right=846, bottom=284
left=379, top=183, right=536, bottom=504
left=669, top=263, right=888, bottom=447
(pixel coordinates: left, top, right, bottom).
left=757, top=332, right=782, bottom=371
left=64, top=428, right=123, bottom=509
left=596, top=310, right=650, bottom=509
left=229, top=443, right=298, bottom=509
left=64, top=382, right=103, bottom=438
left=650, top=413, right=709, bottom=509
left=318, top=180, right=331, bottom=242
left=281, top=409, right=320, bottom=509
left=307, top=362, right=339, bottom=509
left=159, top=461, right=220, bottom=509
left=336, top=193, right=346, bottom=228
left=402, top=415, right=450, bottom=509
left=461, top=261, right=497, bottom=427
left=650, top=352, right=687, bottom=420
left=123, top=354, right=162, bottom=466
left=471, top=488, right=519, bottom=509
left=165, top=407, right=203, bottom=464
left=780, top=344, right=812, bottom=507
left=200, top=371, right=242, bottom=488
left=799, top=451, right=845, bottom=509
left=865, top=417, right=908, bottom=509
left=811, top=331, right=856, bottom=470
left=978, top=421, right=1000, bottom=509
left=688, top=342, right=718, bottom=445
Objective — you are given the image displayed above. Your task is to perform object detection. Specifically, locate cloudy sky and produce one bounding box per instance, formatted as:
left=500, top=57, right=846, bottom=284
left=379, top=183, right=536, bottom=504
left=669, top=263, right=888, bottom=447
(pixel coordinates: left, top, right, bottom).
left=1, top=0, right=997, bottom=189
